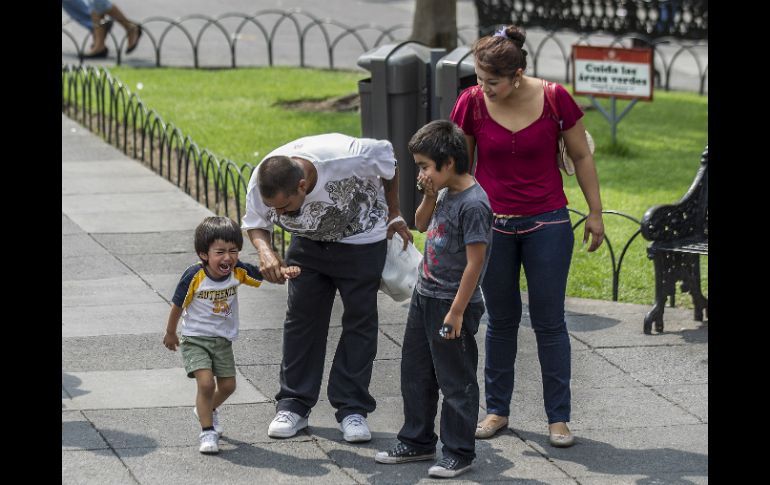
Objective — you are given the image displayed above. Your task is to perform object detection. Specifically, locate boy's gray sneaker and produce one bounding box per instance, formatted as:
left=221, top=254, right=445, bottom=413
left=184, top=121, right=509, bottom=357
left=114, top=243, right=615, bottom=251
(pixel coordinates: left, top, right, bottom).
left=268, top=410, right=308, bottom=438
left=428, top=455, right=473, bottom=478
left=340, top=414, right=371, bottom=442
left=198, top=430, right=219, bottom=454
left=193, top=407, right=223, bottom=435
left=375, top=441, right=436, bottom=464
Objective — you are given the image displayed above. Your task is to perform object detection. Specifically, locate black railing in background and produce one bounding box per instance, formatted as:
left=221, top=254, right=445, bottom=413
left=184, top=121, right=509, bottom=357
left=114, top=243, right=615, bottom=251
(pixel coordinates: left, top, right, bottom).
left=61, top=64, right=288, bottom=257
left=475, top=0, right=707, bottom=40
left=61, top=8, right=707, bottom=95
left=569, top=208, right=643, bottom=302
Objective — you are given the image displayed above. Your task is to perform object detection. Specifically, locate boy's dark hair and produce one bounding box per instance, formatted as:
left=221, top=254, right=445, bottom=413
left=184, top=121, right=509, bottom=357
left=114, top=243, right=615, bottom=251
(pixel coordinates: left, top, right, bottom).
left=194, top=216, right=243, bottom=255
left=408, top=120, right=470, bottom=174
left=257, top=155, right=304, bottom=199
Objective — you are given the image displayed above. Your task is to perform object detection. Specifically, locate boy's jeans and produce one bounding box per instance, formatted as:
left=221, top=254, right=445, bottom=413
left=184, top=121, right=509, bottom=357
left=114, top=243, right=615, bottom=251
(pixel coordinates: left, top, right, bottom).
left=480, top=207, right=574, bottom=424
left=398, top=292, right=485, bottom=461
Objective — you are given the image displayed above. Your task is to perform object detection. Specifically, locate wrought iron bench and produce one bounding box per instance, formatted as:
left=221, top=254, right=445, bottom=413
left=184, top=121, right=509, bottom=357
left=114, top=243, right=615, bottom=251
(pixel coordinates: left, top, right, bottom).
left=640, top=145, right=708, bottom=334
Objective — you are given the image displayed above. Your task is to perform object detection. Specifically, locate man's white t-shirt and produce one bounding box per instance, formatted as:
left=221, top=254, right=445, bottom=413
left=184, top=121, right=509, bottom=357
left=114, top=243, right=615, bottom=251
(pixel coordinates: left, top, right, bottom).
left=242, top=133, right=397, bottom=244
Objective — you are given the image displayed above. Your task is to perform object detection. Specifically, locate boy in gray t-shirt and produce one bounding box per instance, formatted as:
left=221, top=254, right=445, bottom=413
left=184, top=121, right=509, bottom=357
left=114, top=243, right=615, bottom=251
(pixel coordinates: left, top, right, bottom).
left=375, top=120, right=493, bottom=479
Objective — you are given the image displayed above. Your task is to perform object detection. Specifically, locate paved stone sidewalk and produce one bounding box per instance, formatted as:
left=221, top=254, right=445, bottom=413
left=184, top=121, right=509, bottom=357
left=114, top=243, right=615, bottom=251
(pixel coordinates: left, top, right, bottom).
left=62, top=113, right=707, bottom=484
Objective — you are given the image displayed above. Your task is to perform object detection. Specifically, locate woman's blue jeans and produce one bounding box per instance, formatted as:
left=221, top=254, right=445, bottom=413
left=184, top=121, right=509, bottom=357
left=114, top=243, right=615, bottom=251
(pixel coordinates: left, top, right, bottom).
left=480, top=207, right=574, bottom=424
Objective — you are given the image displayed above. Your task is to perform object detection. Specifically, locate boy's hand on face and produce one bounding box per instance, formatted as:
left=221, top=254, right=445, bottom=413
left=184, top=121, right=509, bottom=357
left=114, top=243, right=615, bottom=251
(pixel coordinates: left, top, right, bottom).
left=417, top=174, right=437, bottom=198
left=163, top=331, right=179, bottom=351
left=281, top=265, right=301, bottom=279
left=440, top=312, right=464, bottom=339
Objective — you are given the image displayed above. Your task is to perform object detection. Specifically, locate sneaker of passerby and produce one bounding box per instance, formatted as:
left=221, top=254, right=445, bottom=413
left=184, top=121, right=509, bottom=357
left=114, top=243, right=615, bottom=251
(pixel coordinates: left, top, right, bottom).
left=340, top=413, right=371, bottom=442
left=194, top=407, right=223, bottom=436
left=375, top=441, right=436, bottom=464
left=427, top=455, right=473, bottom=478
left=267, top=410, right=308, bottom=438
left=198, top=429, right=219, bottom=454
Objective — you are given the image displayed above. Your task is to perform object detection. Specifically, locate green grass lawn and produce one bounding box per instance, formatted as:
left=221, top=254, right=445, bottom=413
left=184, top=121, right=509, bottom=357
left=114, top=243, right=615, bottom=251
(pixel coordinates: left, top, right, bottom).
left=104, top=66, right=708, bottom=306
left=108, top=67, right=363, bottom=165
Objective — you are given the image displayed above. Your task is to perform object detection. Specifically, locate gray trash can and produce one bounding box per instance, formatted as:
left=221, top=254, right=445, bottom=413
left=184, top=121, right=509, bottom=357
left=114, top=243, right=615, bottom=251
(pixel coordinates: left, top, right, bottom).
left=358, top=41, right=446, bottom=228
left=434, top=46, right=476, bottom=120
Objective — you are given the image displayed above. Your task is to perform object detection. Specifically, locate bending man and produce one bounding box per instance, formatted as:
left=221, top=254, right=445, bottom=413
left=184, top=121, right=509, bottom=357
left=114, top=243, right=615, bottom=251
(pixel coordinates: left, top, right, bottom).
left=242, top=133, right=412, bottom=442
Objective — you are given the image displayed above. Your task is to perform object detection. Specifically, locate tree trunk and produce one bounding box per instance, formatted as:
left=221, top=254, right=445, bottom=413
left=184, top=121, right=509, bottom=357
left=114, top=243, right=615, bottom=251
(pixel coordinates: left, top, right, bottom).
left=410, top=0, right=457, bottom=51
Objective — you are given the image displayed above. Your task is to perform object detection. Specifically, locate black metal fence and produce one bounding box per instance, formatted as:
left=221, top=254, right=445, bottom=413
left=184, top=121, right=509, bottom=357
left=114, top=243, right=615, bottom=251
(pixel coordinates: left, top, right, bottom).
left=475, top=0, right=708, bottom=40
left=61, top=8, right=707, bottom=94
left=61, top=64, right=288, bottom=255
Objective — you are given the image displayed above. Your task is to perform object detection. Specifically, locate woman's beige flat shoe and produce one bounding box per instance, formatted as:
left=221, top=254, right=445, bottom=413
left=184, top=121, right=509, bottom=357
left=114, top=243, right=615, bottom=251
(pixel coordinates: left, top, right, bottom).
left=549, top=432, right=575, bottom=447
left=475, top=415, right=508, bottom=439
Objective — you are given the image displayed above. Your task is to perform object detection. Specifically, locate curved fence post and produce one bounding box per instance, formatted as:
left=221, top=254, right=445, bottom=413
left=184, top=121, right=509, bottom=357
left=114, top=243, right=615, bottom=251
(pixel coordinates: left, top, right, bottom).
left=568, top=208, right=642, bottom=301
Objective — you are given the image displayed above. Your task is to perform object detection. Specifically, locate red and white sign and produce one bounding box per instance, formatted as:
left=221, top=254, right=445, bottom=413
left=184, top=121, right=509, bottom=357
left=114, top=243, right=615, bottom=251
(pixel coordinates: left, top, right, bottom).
left=572, top=46, right=654, bottom=100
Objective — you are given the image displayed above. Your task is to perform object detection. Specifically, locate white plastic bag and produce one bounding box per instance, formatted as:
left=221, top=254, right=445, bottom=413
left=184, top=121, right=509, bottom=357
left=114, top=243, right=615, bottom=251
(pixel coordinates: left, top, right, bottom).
left=380, top=232, right=422, bottom=301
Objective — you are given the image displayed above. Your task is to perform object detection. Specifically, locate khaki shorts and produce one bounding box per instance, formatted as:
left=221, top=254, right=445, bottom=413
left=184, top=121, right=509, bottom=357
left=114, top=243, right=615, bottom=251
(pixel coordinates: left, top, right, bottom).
left=180, top=335, right=236, bottom=378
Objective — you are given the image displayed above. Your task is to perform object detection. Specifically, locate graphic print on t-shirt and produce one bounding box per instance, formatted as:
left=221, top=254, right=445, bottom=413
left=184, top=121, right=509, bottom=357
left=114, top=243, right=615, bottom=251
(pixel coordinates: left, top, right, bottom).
left=423, top=222, right=447, bottom=279
left=212, top=297, right=231, bottom=316
left=267, top=176, right=387, bottom=241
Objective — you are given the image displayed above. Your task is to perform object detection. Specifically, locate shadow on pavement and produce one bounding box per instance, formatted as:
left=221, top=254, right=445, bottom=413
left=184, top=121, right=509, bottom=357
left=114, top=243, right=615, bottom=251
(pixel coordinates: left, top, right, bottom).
left=519, top=431, right=707, bottom=485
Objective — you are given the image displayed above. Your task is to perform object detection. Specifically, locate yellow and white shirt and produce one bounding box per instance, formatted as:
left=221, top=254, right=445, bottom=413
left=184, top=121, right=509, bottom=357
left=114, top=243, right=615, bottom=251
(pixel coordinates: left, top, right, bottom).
left=171, top=261, right=262, bottom=341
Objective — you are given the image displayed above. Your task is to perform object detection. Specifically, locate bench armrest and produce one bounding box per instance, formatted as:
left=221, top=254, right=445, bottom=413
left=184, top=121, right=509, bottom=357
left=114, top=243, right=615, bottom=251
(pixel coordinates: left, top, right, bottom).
left=640, top=203, right=701, bottom=242
left=640, top=146, right=708, bottom=243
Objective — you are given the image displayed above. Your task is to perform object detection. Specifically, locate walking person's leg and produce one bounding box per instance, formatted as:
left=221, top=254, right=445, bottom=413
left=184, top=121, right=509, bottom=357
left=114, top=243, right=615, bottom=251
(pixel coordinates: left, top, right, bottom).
left=396, top=294, right=440, bottom=452
left=99, top=2, right=142, bottom=52
left=269, top=238, right=336, bottom=437
left=192, top=368, right=220, bottom=453
left=85, top=0, right=113, bottom=55
left=429, top=298, right=484, bottom=476
left=61, top=0, right=93, bottom=31
left=375, top=293, right=439, bottom=464
left=520, top=209, right=574, bottom=446
left=477, top=223, right=522, bottom=437
left=87, top=0, right=142, bottom=56
left=326, top=240, right=386, bottom=439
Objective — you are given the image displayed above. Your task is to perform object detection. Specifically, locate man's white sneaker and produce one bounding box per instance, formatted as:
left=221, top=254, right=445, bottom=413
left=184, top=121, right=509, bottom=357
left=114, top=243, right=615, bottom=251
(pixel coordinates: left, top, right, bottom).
left=198, top=430, right=219, bottom=454
left=193, top=407, right=223, bottom=436
left=340, top=414, right=371, bottom=443
left=267, top=410, right=308, bottom=438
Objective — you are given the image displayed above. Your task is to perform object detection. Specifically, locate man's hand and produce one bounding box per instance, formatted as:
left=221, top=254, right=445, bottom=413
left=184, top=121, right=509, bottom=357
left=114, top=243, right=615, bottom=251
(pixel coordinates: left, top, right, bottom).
left=258, top=246, right=287, bottom=283
left=382, top=167, right=412, bottom=249
left=248, top=228, right=288, bottom=283
left=387, top=214, right=413, bottom=249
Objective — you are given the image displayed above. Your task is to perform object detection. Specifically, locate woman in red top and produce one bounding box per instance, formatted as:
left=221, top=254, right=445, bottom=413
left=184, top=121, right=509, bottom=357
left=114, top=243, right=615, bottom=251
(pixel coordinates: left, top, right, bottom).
left=450, top=25, right=604, bottom=448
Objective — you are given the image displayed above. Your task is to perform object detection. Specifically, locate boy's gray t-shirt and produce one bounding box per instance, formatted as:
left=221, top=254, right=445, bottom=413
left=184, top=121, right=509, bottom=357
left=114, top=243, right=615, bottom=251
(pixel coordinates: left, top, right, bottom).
left=416, top=182, right=493, bottom=303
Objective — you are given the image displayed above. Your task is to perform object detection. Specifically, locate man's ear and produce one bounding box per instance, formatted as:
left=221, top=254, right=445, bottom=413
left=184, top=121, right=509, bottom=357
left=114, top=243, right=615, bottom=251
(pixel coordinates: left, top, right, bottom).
left=297, top=179, right=308, bottom=194
left=445, top=157, right=456, bottom=171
